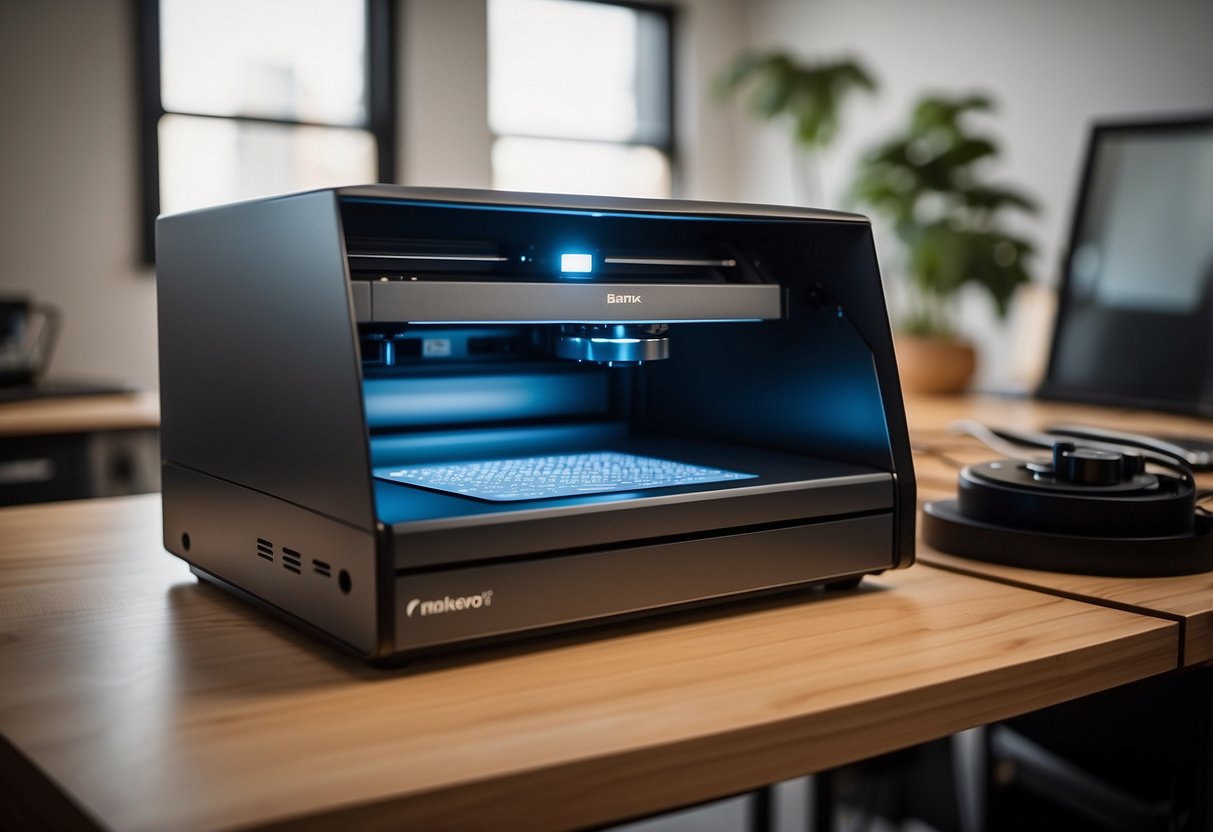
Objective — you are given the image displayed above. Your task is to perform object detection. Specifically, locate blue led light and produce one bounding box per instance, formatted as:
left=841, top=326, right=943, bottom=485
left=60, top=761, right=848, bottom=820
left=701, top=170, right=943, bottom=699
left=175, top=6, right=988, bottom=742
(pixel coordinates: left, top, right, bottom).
left=560, top=252, right=593, bottom=273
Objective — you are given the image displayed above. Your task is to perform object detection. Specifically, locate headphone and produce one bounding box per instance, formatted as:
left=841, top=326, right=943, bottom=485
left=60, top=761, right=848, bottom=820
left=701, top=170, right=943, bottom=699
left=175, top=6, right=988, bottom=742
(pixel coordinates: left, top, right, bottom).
left=921, top=424, right=1213, bottom=576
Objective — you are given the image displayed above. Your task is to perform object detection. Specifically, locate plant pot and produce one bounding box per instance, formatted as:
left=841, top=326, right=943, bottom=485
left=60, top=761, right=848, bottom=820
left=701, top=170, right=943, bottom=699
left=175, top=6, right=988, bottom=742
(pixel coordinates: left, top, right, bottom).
left=894, top=334, right=977, bottom=395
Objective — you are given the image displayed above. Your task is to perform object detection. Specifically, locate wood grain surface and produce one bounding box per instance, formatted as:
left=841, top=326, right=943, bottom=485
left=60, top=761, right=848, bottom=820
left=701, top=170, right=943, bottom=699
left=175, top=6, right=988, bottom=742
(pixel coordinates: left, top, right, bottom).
left=0, top=391, right=159, bottom=437
left=906, top=392, right=1213, bottom=666
left=0, top=495, right=1178, bottom=831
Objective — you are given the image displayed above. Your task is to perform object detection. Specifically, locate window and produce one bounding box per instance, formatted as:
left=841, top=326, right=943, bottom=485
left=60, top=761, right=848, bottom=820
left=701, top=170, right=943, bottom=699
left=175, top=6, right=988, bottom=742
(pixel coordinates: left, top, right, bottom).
left=488, top=0, right=674, bottom=199
left=138, top=0, right=395, bottom=261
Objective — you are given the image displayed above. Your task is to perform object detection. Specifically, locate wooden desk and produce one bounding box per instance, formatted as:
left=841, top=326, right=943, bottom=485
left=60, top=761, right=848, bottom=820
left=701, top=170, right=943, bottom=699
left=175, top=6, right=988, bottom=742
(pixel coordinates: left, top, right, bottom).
left=906, top=393, right=1213, bottom=667
left=0, top=391, right=160, bottom=437
left=0, top=392, right=160, bottom=505
left=0, top=495, right=1179, bottom=832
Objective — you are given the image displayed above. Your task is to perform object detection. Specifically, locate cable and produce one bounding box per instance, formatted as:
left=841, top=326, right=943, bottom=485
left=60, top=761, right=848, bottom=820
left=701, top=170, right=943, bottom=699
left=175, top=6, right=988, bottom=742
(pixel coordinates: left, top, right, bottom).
left=909, top=441, right=969, bottom=470
left=948, top=420, right=1049, bottom=462
left=948, top=420, right=1196, bottom=485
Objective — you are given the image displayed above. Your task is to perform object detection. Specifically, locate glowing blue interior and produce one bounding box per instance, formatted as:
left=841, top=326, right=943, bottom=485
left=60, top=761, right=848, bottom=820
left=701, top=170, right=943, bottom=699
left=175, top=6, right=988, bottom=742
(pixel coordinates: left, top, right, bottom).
left=381, top=451, right=755, bottom=502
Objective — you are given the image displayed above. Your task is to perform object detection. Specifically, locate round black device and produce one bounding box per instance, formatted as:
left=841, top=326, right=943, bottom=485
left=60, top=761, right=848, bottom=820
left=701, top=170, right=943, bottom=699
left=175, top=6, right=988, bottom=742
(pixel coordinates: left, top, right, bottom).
left=922, top=441, right=1213, bottom=576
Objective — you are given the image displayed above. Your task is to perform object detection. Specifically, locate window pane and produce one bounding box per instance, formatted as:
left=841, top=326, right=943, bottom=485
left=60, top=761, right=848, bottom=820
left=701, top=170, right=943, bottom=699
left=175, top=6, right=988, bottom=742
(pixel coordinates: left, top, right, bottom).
left=489, top=0, right=668, bottom=144
left=160, top=0, right=367, bottom=125
left=159, top=115, right=375, bottom=215
left=492, top=136, right=670, bottom=199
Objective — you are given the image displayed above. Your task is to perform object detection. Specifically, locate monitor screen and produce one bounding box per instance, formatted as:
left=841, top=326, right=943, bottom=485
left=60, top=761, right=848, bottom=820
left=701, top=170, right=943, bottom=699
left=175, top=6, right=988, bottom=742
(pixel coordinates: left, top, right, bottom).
left=1039, top=115, right=1213, bottom=415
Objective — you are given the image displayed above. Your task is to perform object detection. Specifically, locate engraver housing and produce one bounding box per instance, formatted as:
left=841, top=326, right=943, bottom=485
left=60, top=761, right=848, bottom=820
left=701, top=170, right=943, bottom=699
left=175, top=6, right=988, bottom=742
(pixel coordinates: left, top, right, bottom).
left=156, top=186, right=915, bottom=661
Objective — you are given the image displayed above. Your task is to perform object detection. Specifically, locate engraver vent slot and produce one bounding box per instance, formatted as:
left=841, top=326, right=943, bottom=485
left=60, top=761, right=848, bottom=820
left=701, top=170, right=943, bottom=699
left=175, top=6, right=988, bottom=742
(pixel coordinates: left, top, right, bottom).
left=282, top=547, right=302, bottom=575
left=256, top=538, right=273, bottom=562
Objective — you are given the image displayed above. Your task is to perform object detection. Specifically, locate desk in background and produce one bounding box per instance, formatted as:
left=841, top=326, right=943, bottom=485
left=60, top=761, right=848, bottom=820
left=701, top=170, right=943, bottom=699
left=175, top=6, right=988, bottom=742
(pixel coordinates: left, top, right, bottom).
left=906, top=393, right=1213, bottom=667
left=3, top=393, right=1212, bottom=831
left=0, top=494, right=1179, bottom=832
left=906, top=393, right=1213, bottom=830
left=0, top=391, right=159, bottom=505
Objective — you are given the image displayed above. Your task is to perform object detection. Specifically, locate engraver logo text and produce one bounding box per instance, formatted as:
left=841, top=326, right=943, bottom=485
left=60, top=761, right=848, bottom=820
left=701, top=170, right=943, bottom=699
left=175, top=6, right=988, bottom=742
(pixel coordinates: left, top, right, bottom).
left=406, top=590, right=494, bottom=618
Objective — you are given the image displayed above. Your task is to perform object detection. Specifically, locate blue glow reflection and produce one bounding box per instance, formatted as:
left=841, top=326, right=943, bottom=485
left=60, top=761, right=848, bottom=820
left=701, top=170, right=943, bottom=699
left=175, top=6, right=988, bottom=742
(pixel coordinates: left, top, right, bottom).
left=363, top=373, right=606, bottom=429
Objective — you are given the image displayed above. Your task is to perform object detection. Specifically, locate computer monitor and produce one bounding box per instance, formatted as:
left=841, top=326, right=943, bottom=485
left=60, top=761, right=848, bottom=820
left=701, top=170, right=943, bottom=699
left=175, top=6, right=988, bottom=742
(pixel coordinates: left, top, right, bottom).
left=1038, top=114, right=1213, bottom=415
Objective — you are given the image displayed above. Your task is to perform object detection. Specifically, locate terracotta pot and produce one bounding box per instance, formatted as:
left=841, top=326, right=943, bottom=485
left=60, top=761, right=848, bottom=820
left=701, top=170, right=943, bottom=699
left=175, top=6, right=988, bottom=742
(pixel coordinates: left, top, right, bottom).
left=895, top=334, right=977, bottom=394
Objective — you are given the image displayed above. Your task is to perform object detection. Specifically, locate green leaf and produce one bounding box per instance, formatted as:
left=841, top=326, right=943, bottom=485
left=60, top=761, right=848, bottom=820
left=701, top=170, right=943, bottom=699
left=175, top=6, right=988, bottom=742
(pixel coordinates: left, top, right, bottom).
left=836, top=61, right=878, bottom=93
left=935, top=137, right=998, bottom=171
left=750, top=60, right=795, bottom=118
left=910, top=94, right=994, bottom=136
left=962, top=184, right=1038, bottom=214
left=955, top=93, right=995, bottom=114
left=713, top=51, right=774, bottom=99
left=850, top=90, right=1040, bottom=321
left=714, top=50, right=878, bottom=149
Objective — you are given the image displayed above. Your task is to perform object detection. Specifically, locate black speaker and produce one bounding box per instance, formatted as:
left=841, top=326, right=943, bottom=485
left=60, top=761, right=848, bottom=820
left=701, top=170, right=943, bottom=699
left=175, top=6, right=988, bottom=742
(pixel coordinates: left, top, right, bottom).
left=922, top=440, right=1213, bottom=576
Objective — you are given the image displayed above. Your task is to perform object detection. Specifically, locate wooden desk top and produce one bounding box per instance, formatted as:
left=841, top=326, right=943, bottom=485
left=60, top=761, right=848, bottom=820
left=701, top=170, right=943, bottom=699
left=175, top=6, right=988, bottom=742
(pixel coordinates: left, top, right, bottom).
left=906, top=392, right=1213, bottom=667
left=0, top=495, right=1177, bottom=832
left=0, top=391, right=160, bottom=437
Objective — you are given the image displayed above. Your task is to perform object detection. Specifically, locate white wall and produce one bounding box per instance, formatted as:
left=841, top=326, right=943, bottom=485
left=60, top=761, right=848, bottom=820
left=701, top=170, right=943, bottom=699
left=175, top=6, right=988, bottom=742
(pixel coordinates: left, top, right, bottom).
left=401, top=0, right=494, bottom=188
left=0, top=0, right=159, bottom=391
left=398, top=0, right=750, bottom=201
left=0, top=0, right=750, bottom=391
left=4, top=0, right=1208, bottom=391
left=729, top=0, right=1213, bottom=387
left=673, top=0, right=749, bottom=201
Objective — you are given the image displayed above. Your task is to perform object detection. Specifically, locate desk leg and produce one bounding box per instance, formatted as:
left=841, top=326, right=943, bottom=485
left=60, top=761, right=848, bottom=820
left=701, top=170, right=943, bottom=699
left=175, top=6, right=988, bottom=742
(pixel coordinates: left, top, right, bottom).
left=750, top=785, right=774, bottom=832
left=811, top=772, right=834, bottom=832
left=986, top=669, right=1211, bottom=831
left=1196, top=668, right=1212, bottom=832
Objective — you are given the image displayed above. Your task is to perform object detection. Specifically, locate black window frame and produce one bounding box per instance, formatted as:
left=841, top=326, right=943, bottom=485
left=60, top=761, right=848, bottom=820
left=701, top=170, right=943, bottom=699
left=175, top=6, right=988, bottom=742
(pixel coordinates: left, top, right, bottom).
left=136, top=0, right=397, bottom=264
left=486, top=0, right=678, bottom=197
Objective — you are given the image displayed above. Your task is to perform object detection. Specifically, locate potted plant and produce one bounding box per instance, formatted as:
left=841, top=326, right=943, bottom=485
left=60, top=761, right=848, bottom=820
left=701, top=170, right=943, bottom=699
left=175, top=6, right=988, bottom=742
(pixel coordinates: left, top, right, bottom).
left=850, top=94, right=1038, bottom=393
left=716, top=51, right=877, bottom=203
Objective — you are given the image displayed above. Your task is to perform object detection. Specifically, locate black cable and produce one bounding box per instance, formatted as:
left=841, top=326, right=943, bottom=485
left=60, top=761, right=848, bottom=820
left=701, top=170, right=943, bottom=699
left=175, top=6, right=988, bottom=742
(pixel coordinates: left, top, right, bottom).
left=909, top=441, right=967, bottom=470
left=952, top=420, right=1196, bottom=485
